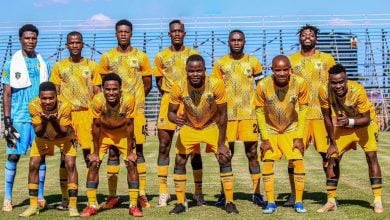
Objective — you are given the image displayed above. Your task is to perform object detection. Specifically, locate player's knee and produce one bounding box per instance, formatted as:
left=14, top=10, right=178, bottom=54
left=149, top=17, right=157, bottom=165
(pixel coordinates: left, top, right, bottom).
left=8, top=154, right=20, bottom=163
left=65, top=159, right=76, bottom=172
left=29, top=159, right=40, bottom=171
left=158, top=142, right=171, bottom=156
left=174, top=154, right=187, bottom=169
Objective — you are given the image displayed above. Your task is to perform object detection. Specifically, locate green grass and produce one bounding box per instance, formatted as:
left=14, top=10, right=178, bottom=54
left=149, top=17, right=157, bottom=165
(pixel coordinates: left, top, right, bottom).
left=0, top=132, right=389, bottom=219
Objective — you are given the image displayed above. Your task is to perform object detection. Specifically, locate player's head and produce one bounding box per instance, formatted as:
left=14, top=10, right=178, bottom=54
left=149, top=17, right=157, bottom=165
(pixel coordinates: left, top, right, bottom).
left=19, top=24, right=39, bottom=54
left=271, top=55, right=291, bottom=87
left=39, top=81, right=58, bottom=111
left=328, top=64, right=348, bottom=97
left=102, top=73, right=122, bottom=105
left=168, top=19, right=186, bottom=47
left=229, top=29, right=245, bottom=55
left=66, top=31, right=84, bottom=57
left=298, top=24, right=319, bottom=50
left=115, top=19, right=132, bottom=47
left=186, top=54, right=206, bottom=88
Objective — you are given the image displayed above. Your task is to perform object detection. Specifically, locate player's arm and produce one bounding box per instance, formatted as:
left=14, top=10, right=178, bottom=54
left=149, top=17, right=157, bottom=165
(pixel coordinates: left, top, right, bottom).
left=99, top=116, right=128, bottom=129
left=155, top=76, right=164, bottom=95
left=337, top=111, right=370, bottom=128
left=48, top=116, right=71, bottom=138
left=32, top=117, right=50, bottom=138
left=93, top=86, right=101, bottom=95
left=142, top=75, right=152, bottom=96
left=2, top=84, right=11, bottom=118
left=125, top=118, right=136, bottom=162
left=168, top=103, right=186, bottom=125
left=216, top=102, right=228, bottom=148
left=90, top=118, right=101, bottom=162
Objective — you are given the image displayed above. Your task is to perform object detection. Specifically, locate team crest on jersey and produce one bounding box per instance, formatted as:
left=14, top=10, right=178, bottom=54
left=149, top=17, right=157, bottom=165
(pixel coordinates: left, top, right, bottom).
left=118, top=112, right=125, bottom=118
left=314, top=61, right=323, bottom=69
left=15, top=72, right=21, bottom=79
left=289, top=95, right=297, bottom=104
left=130, top=59, right=139, bottom=68
left=2, top=71, right=8, bottom=78
left=82, top=70, right=91, bottom=78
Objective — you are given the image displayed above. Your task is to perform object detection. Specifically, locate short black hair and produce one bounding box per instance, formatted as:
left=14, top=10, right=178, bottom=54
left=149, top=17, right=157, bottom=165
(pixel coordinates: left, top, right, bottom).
left=115, top=19, right=132, bottom=31
left=67, top=31, right=83, bottom=42
left=186, top=54, right=205, bottom=67
left=328, top=64, right=346, bottom=75
left=102, top=73, right=122, bottom=87
left=169, top=19, right=184, bottom=28
left=19, top=24, right=39, bottom=37
left=39, top=81, right=56, bottom=93
left=229, top=29, right=245, bottom=38
left=298, top=24, right=319, bottom=38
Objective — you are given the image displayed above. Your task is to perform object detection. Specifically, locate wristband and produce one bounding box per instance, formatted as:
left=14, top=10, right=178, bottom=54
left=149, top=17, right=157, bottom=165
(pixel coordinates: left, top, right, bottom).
left=348, top=118, right=355, bottom=126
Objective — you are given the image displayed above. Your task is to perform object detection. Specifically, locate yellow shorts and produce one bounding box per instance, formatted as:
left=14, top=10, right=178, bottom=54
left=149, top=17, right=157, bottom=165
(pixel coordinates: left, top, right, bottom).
left=134, top=113, right=146, bottom=145
left=176, top=124, right=227, bottom=155
left=157, top=93, right=177, bottom=130
left=71, top=109, right=93, bottom=150
left=30, top=137, right=77, bottom=157
left=227, top=119, right=259, bottom=142
left=335, top=122, right=379, bottom=155
left=93, top=135, right=129, bottom=161
left=304, top=119, right=328, bottom=153
left=262, top=132, right=303, bottom=161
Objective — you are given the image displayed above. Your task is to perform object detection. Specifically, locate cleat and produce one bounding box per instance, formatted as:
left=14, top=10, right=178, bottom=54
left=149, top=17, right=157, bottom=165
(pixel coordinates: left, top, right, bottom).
left=102, top=196, right=119, bottom=209
left=317, top=202, right=337, bottom=213
left=19, top=206, right=39, bottom=217
left=252, top=194, right=266, bottom=207
left=283, top=194, right=295, bottom=207
left=294, top=202, right=307, bottom=213
left=129, top=205, right=143, bottom=217
left=137, top=195, right=151, bottom=208
left=157, top=193, right=170, bottom=207
left=374, top=202, right=384, bottom=214
left=56, top=198, right=69, bottom=210
left=2, top=200, right=13, bottom=212
left=169, top=203, right=187, bottom=215
left=80, top=206, right=97, bottom=218
left=225, top=202, right=239, bottom=214
left=69, top=207, right=80, bottom=217
left=215, top=194, right=226, bottom=207
left=263, top=203, right=278, bottom=214
left=193, top=193, right=207, bottom=206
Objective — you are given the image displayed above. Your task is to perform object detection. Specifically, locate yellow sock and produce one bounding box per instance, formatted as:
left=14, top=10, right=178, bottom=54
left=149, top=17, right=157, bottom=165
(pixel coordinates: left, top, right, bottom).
left=220, top=166, right=234, bottom=203
left=370, top=177, right=382, bottom=203
left=288, top=161, right=295, bottom=195
left=193, top=169, right=203, bottom=194
left=262, top=160, right=275, bottom=204
left=249, top=166, right=261, bottom=194
left=137, top=161, right=147, bottom=196
left=107, top=164, right=120, bottom=197
left=67, top=183, right=78, bottom=209
left=326, top=179, right=338, bottom=203
left=59, top=166, right=69, bottom=200
left=86, top=181, right=98, bottom=206
left=173, top=169, right=187, bottom=204
left=128, top=181, right=139, bottom=206
left=292, top=159, right=305, bottom=203
left=157, top=163, right=169, bottom=194
left=28, top=183, right=39, bottom=208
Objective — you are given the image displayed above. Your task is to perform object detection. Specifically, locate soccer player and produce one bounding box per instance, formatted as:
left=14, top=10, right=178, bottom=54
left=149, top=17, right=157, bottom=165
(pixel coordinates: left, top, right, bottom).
left=154, top=19, right=204, bottom=206
left=50, top=31, right=101, bottom=210
left=19, top=82, right=79, bottom=217
left=168, top=54, right=239, bottom=215
left=80, top=73, right=143, bottom=217
left=255, top=55, right=309, bottom=214
left=211, top=29, right=264, bottom=207
left=2, top=24, right=50, bottom=212
left=318, top=64, right=383, bottom=213
left=285, top=24, right=336, bottom=206
left=98, top=19, right=152, bottom=208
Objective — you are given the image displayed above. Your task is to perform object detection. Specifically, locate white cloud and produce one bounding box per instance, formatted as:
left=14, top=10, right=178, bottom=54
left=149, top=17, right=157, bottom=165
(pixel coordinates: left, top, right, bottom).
left=327, top=18, right=354, bottom=26
left=33, top=0, right=69, bottom=7
left=78, top=13, right=114, bottom=30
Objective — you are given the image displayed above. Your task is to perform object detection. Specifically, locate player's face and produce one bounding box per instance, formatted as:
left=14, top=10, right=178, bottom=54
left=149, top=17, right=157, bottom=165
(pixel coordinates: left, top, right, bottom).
left=229, top=32, right=245, bottom=54
left=20, top=31, right=38, bottom=54
left=66, top=35, right=83, bottom=57
left=116, top=25, right=132, bottom=46
left=299, top=29, right=317, bottom=49
left=329, top=72, right=348, bottom=97
left=272, top=57, right=291, bottom=87
left=186, top=60, right=206, bottom=88
left=103, top=80, right=122, bottom=105
left=40, top=91, right=57, bottom=112
left=169, top=23, right=186, bottom=47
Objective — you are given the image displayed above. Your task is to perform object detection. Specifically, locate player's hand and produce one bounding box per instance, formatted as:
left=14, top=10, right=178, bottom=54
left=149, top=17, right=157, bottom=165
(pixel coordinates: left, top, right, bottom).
left=336, top=115, right=348, bottom=127
left=260, top=140, right=273, bottom=160
left=175, top=112, right=186, bottom=126
left=217, top=145, right=231, bottom=161
left=293, top=138, right=305, bottom=156
left=88, top=153, right=100, bottom=164
left=126, top=152, right=137, bottom=163
left=326, top=142, right=339, bottom=159
left=4, top=117, right=20, bottom=149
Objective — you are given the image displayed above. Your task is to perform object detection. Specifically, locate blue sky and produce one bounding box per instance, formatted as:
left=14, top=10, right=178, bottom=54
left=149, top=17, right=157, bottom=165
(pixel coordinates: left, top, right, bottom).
left=2, top=0, right=390, bottom=22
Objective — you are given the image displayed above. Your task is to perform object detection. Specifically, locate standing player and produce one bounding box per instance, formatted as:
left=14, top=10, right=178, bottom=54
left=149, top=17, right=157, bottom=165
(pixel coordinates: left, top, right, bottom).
left=80, top=73, right=143, bottom=217
left=168, top=54, right=239, bottom=214
left=285, top=24, right=336, bottom=206
left=50, top=31, right=101, bottom=210
left=255, top=55, right=309, bottom=214
left=2, top=24, right=50, bottom=212
left=19, top=82, right=79, bottom=217
left=98, top=19, right=152, bottom=208
left=211, top=29, right=264, bottom=207
left=154, top=19, right=204, bottom=206
left=318, top=64, right=383, bottom=213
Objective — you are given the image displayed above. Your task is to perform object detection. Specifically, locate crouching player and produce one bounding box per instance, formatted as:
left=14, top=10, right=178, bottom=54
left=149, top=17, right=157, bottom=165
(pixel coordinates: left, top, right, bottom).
left=20, top=82, right=79, bottom=217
